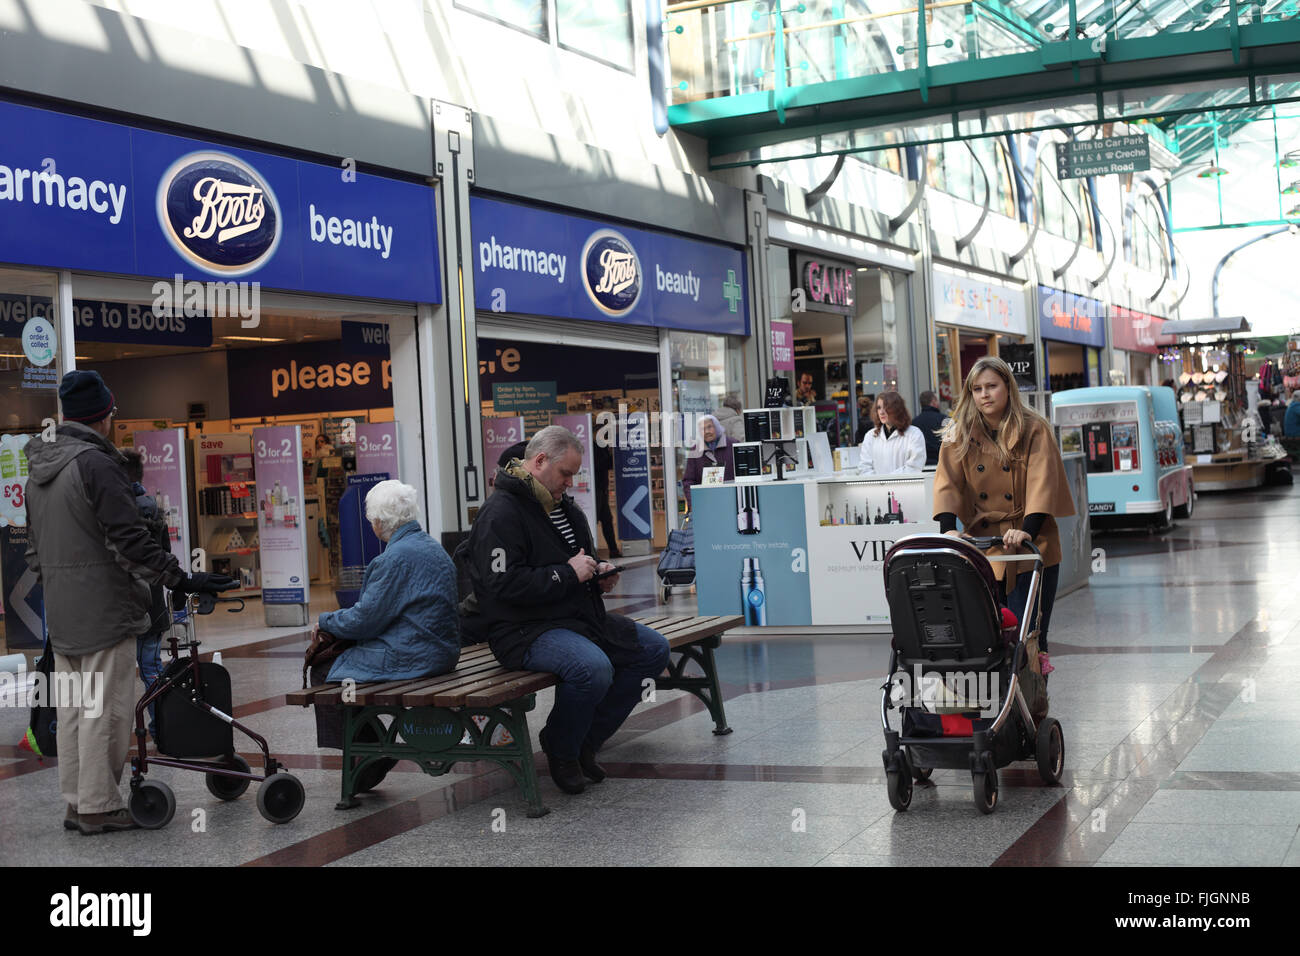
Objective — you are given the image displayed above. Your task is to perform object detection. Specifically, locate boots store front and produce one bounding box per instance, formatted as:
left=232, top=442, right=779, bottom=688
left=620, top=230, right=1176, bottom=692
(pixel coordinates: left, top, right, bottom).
left=0, top=97, right=442, bottom=647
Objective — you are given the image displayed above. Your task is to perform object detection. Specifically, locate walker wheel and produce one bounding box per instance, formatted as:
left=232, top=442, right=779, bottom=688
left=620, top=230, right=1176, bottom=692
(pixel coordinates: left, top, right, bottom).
left=129, top=779, right=176, bottom=829
left=972, top=770, right=998, bottom=814
left=257, top=772, right=306, bottom=824
left=206, top=754, right=252, bottom=801
left=1036, top=717, right=1065, bottom=785
left=886, top=770, right=913, bottom=811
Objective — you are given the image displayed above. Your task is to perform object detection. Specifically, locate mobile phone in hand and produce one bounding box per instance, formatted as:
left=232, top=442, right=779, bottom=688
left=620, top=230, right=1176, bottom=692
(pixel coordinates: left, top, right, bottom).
left=592, top=565, right=625, bottom=581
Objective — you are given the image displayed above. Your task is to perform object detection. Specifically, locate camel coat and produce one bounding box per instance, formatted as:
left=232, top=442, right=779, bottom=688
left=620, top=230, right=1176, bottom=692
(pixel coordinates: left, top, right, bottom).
left=932, top=415, right=1075, bottom=583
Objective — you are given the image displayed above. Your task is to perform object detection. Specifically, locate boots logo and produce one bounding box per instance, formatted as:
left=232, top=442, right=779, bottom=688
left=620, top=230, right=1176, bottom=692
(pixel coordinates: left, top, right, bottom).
left=581, top=229, right=641, bottom=316
left=156, top=151, right=281, bottom=276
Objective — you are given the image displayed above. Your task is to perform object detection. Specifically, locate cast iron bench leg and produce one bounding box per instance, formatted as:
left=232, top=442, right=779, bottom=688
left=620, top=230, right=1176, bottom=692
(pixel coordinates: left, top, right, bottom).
left=656, top=637, right=732, bottom=736
left=336, top=705, right=362, bottom=810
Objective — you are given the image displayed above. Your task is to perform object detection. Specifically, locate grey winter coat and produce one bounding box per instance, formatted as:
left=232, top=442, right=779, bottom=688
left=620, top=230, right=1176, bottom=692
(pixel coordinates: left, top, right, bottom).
left=25, top=423, right=184, bottom=654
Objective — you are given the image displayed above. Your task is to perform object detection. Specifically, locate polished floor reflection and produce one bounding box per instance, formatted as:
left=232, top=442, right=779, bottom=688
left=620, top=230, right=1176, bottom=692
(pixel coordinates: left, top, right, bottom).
left=3, top=484, right=1298, bottom=867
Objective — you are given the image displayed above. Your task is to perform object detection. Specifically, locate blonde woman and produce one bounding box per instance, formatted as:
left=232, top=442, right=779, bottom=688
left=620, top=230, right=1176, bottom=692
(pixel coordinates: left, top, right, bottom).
left=932, top=357, right=1074, bottom=651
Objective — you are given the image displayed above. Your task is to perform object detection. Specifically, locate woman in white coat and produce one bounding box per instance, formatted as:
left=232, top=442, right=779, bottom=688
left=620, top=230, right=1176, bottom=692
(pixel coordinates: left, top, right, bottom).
left=857, top=391, right=926, bottom=474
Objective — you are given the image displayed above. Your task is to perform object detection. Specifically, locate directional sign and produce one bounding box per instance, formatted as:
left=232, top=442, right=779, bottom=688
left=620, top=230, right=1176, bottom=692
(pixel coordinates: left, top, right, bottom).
left=1055, top=135, right=1150, bottom=180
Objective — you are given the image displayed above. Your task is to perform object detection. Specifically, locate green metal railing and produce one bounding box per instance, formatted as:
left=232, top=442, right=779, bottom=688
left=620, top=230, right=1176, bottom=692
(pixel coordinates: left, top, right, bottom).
left=664, top=0, right=1300, bottom=111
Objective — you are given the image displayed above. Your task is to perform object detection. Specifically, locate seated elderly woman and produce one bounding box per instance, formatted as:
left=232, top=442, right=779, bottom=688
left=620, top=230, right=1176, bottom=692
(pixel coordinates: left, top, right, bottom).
left=310, top=480, right=460, bottom=785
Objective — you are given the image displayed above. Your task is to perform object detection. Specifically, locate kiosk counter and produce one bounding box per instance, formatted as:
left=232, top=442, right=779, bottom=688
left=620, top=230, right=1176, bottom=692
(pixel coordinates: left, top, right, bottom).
left=690, top=472, right=938, bottom=628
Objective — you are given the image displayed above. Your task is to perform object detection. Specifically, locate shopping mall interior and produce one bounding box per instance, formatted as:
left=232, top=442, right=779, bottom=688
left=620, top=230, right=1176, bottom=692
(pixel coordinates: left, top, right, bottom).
left=2, top=0, right=1300, bottom=901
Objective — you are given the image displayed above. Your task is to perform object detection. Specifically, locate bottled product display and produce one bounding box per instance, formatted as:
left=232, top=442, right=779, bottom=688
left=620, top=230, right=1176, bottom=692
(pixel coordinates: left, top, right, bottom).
left=818, top=481, right=917, bottom=526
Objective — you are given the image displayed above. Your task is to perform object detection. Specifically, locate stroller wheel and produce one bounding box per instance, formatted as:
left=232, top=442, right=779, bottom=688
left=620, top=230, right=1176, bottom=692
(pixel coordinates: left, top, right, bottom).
left=905, top=747, right=933, bottom=782
left=972, top=771, right=998, bottom=814
left=661, top=584, right=671, bottom=603
left=206, top=754, right=252, bottom=801
left=129, top=780, right=176, bottom=830
left=257, top=772, right=306, bottom=824
left=886, top=770, right=912, bottom=811
left=1036, top=717, right=1065, bottom=785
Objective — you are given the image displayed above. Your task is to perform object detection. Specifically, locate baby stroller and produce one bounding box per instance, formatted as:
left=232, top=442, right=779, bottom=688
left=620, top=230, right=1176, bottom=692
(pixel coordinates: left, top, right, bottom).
left=657, top=514, right=696, bottom=602
left=128, top=589, right=306, bottom=829
left=879, top=534, right=1064, bottom=814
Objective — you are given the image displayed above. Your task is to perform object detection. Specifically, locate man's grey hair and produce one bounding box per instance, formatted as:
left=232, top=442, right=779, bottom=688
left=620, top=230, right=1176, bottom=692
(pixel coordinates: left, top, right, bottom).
left=525, top=425, right=583, bottom=462
left=364, top=480, right=422, bottom=538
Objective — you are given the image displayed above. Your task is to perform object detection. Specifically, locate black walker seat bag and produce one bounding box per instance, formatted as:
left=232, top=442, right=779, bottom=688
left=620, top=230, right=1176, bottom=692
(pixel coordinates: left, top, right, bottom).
left=657, top=526, right=696, bottom=585
left=153, top=659, right=235, bottom=758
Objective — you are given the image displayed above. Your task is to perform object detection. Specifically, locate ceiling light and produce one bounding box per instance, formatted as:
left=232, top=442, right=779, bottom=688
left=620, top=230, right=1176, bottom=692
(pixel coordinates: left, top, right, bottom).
left=1286, top=205, right=1300, bottom=218
left=1197, top=163, right=1229, bottom=178
left=1282, top=181, right=1300, bottom=196
left=1280, top=151, right=1300, bottom=169
left=221, top=336, right=286, bottom=343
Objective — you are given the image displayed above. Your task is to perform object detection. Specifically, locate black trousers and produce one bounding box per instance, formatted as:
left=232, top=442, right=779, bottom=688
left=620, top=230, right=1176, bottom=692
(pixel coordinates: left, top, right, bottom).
left=1004, top=563, right=1060, bottom=653
left=595, top=486, right=619, bottom=553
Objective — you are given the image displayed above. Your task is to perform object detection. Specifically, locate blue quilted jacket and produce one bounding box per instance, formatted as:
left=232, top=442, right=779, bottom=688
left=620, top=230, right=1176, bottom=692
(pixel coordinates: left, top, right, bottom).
left=320, top=521, right=461, bottom=682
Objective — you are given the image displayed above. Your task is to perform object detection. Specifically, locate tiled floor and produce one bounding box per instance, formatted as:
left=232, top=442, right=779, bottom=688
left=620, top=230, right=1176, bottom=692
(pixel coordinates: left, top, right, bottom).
left=3, top=484, right=1300, bottom=867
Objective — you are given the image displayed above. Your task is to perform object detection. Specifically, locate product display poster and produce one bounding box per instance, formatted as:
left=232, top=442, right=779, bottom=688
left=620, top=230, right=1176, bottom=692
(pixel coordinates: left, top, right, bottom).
left=482, top=416, right=526, bottom=492
left=614, top=412, right=653, bottom=541
left=133, top=429, right=191, bottom=568
left=355, top=422, right=399, bottom=479
left=692, top=483, right=812, bottom=626
left=554, top=414, right=597, bottom=539
left=806, top=476, right=940, bottom=625
left=253, top=426, right=309, bottom=604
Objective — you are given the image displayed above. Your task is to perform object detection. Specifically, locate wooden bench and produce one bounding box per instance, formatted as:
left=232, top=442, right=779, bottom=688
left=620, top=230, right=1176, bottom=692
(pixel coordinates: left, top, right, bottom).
left=287, top=614, right=741, bottom=817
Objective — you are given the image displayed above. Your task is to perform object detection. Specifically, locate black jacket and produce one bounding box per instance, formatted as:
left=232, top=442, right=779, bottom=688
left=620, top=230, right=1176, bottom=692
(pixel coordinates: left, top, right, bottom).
left=463, top=466, right=637, bottom=669
left=133, top=482, right=173, bottom=638
left=912, top=406, right=947, bottom=466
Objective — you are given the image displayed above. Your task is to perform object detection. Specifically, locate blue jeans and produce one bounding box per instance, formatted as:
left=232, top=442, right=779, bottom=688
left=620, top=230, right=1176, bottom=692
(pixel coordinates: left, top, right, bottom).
left=1005, top=563, right=1060, bottom=654
left=136, top=633, right=163, bottom=737
left=523, top=623, right=671, bottom=759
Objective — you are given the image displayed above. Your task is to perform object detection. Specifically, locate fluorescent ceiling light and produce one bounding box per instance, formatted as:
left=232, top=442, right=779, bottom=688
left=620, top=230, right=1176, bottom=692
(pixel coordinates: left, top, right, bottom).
left=221, top=336, right=286, bottom=342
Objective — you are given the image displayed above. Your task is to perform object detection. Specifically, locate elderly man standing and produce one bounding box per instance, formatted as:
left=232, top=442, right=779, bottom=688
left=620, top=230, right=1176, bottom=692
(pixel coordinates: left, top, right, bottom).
left=25, top=370, right=236, bottom=834
left=464, top=425, right=670, bottom=795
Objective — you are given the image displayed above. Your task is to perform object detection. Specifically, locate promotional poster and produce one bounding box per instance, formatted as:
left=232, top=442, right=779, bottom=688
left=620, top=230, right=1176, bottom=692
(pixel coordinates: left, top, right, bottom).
left=482, top=416, right=526, bottom=493
left=253, top=426, right=308, bottom=605
left=0, top=433, right=43, bottom=647
left=613, top=412, right=652, bottom=541
left=355, top=422, right=399, bottom=480
left=133, top=429, right=191, bottom=567
left=554, top=413, right=597, bottom=539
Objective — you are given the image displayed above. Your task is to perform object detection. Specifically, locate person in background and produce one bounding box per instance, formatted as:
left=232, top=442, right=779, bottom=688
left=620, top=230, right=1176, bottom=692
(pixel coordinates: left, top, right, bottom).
left=308, top=479, right=462, bottom=791
left=119, top=449, right=171, bottom=741
left=795, top=371, right=818, bottom=406
left=1285, top=389, right=1300, bottom=438
left=592, top=438, right=621, bottom=558
left=25, top=371, right=236, bottom=835
left=911, top=390, right=947, bottom=467
left=681, top=413, right=735, bottom=509
left=932, top=356, right=1075, bottom=654
left=854, top=393, right=878, bottom=445
left=465, top=426, right=670, bottom=796
left=715, top=394, right=745, bottom=444
left=857, top=391, right=925, bottom=475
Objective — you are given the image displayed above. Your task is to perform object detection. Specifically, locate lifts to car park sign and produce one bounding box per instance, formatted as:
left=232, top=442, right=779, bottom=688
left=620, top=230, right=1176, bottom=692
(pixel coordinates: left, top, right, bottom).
left=1055, top=135, right=1150, bottom=180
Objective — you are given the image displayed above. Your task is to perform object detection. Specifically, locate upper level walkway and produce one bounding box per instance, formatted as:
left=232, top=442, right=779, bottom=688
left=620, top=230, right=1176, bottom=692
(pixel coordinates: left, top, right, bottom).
left=665, top=0, right=1300, bottom=163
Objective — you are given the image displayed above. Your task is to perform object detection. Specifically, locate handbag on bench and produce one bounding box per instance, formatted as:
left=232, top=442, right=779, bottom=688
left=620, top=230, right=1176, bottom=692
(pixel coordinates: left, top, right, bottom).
left=302, top=627, right=354, bottom=692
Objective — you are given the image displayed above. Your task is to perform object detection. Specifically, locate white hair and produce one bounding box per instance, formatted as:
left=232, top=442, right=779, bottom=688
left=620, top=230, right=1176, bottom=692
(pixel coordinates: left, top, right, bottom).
left=525, top=425, right=583, bottom=462
left=364, top=480, right=421, bottom=538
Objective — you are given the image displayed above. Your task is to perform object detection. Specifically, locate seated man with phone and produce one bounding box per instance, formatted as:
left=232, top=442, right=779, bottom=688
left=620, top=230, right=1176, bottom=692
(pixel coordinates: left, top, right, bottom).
left=464, top=425, right=670, bottom=796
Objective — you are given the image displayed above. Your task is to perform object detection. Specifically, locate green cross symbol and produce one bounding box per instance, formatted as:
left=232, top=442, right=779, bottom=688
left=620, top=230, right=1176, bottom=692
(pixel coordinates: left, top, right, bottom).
left=722, top=269, right=742, bottom=314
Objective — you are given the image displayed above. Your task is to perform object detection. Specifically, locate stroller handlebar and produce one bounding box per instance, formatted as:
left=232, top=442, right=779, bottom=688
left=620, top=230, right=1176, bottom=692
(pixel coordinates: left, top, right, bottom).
left=964, top=535, right=1042, bottom=559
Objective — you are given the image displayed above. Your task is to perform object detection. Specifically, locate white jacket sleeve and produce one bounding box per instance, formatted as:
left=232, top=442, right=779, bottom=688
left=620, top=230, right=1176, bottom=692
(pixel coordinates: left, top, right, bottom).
left=900, top=426, right=926, bottom=473
left=857, top=433, right=876, bottom=474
